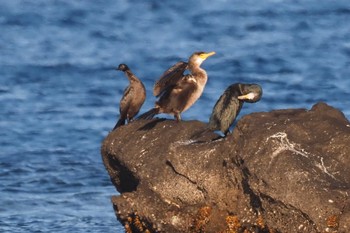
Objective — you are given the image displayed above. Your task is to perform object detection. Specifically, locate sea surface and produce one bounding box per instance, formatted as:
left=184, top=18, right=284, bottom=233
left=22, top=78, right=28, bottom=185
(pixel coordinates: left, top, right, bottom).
left=1, top=0, right=349, bottom=232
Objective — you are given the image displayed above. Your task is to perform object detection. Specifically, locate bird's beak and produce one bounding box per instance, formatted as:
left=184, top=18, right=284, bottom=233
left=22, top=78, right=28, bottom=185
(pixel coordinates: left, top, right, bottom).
left=238, top=92, right=256, bottom=100
left=201, top=51, right=216, bottom=59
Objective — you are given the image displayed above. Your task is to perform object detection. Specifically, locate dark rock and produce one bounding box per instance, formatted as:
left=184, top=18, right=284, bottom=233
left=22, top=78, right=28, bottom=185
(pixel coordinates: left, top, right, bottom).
left=101, top=102, right=350, bottom=233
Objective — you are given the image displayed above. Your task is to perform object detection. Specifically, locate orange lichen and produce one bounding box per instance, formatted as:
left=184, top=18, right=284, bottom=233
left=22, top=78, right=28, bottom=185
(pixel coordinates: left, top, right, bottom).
left=225, top=215, right=241, bottom=233
left=256, top=214, right=265, bottom=229
left=326, top=215, right=339, bottom=229
left=127, top=216, right=133, bottom=223
left=123, top=213, right=154, bottom=233
left=123, top=210, right=278, bottom=233
left=221, top=213, right=276, bottom=233
left=191, top=206, right=212, bottom=232
left=133, top=215, right=144, bottom=232
left=125, top=222, right=132, bottom=233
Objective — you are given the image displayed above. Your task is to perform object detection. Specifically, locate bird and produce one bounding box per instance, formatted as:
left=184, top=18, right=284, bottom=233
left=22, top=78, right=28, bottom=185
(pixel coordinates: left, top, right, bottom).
left=113, top=64, right=146, bottom=130
left=138, top=51, right=215, bottom=121
left=208, top=83, right=263, bottom=136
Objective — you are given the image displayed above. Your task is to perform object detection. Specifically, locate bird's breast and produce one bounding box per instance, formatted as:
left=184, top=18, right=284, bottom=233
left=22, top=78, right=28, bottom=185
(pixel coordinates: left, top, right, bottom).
left=181, top=82, right=205, bottom=112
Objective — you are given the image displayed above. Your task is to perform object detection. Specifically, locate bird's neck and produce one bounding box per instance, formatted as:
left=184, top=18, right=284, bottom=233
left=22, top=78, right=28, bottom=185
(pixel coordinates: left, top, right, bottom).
left=189, top=65, right=207, bottom=85
left=125, top=70, right=139, bottom=83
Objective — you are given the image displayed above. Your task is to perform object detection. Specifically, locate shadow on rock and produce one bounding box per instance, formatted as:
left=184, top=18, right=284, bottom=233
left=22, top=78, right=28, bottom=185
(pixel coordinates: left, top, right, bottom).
left=137, top=118, right=167, bottom=131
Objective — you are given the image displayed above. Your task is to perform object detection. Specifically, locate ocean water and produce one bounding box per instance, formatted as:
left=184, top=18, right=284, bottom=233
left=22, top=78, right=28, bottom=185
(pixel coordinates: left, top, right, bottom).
left=1, top=0, right=349, bottom=232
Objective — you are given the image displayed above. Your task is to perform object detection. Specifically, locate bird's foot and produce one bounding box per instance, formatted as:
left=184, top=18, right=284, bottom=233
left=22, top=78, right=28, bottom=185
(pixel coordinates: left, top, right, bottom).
left=174, top=113, right=181, bottom=122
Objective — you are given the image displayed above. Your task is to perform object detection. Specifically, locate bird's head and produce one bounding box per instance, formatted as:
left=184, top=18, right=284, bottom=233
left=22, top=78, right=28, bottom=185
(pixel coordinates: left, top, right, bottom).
left=189, top=51, right=216, bottom=66
left=237, top=84, right=263, bottom=103
left=116, top=64, right=129, bottom=72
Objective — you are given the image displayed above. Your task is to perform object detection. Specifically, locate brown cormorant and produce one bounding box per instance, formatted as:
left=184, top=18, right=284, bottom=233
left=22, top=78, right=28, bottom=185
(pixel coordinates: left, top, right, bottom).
left=113, top=64, right=146, bottom=130
left=208, top=83, right=262, bottom=136
left=139, top=51, right=215, bottom=121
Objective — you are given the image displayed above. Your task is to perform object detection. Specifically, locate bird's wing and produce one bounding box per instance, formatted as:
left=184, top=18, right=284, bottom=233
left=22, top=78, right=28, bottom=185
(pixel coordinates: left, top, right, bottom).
left=208, top=84, right=243, bottom=133
left=157, top=74, right=198, bottom=113
left=153, top=61, right=188, bottom=97
left=119, top=86, right=132, bottom=118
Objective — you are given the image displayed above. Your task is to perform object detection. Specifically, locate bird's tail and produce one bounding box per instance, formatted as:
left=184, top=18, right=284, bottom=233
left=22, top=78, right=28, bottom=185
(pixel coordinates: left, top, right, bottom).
left=113, top=118, right=125, bottom=130
left=190, top=125, right=224, bottom=142
left=138, top=108, right=159, bottom=120
left=190, top=127, right=211, bottom=140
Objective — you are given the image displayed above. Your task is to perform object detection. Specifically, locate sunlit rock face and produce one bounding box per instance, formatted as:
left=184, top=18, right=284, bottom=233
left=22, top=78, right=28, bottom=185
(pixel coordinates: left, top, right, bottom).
left=101, top=102, right=350, bottom=233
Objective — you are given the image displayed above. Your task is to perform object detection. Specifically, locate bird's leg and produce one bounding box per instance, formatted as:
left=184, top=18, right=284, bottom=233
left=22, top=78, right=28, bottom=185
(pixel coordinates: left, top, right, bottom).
left=174, top=112, right=181, bottom=122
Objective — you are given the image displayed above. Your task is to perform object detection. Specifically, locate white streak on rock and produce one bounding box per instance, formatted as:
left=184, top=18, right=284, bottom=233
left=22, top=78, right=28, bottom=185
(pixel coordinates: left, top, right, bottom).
left=266, top=132, right=338, bottom=180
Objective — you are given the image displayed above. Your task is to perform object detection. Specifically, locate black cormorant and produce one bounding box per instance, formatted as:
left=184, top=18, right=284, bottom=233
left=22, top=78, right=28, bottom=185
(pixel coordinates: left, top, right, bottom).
left=208, top=83, right=262, bottom=136
left=113, top=64, right=146, bottom=130
left=139, top=51, right=215, bottom=121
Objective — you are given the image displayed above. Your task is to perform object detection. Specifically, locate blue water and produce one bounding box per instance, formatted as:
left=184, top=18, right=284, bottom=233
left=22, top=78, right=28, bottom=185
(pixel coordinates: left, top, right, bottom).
left=1, top=0, right=349, bottom=232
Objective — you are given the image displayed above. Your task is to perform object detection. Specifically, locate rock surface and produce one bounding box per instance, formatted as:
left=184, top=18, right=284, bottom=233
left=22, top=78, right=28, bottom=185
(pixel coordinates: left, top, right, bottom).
left=101, top=102, right=350, bottom=233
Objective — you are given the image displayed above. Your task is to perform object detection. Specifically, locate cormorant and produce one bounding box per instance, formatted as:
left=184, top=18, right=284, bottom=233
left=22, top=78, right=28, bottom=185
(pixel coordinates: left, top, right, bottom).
left=113, top=64, right=146, bottom=130
left=139, top=51, right=215, bottom=121
left=208, top=83, right=262, bottom=136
